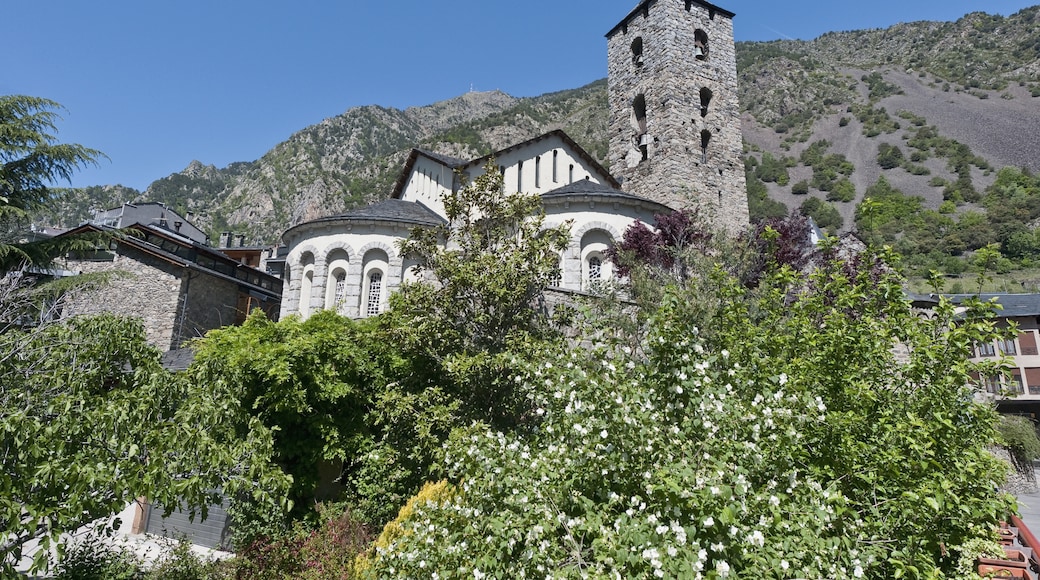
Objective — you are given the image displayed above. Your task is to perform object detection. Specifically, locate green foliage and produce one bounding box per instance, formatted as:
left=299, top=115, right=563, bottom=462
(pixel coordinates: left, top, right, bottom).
left=853, top=104, right=900, bottom=137
left=0, top=284, right=288, bottom=573
left=0, top=95, right=107, bottom=271
left=753, top=152, right=792, bottom=184
left=877, top=142, right=905, bottom=169
left=862, top=71, right=904, bottom=101
left=791, top=179, right=809, bottom=195
left=800, top=197, right=843, bottom=233
left=53, top=533, right=140, bottom=580
left=231, top=505, right=372, bottom=580
left=997, top=415, right=1040, bottom=469
left=367, top=245, right=1014, bottom=579
left=186, top=310, right=386, bottom=537
left=826, top=178, right=856, bottom=202
left=746, top=171, right=788, bottom=222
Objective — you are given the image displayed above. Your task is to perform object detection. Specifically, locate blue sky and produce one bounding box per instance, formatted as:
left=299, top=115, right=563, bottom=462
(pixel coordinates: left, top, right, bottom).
left=4, top=0, right=1037, bottom=191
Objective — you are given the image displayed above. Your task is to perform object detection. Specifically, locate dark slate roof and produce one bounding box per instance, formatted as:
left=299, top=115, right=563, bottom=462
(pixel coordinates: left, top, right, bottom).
left=951, top=293, right=1040, bottom=317
left=416, top=149, right=466, bottom=167
left=909, top=293, right=1040, bottom=318
left=282, top=199, right=445, bottom=241
left=607, top=0, right=734, bottom=38
left=336, top=199, right=445, bottom=225
left=541, top=179, right=672, bottom=212
left=161, top=348, right=195, bottom=372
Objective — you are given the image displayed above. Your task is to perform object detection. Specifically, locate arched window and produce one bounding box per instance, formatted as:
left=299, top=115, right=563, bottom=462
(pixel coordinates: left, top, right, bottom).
left=631, top=37, right=644, bottom=67
left=552, top=150, right=559, bottom=183
left=365, top=271, right=383, bottom=317
left=535, top=156, right=541, bottom=189
left=360, top=248, right=390, bottom=318
left=581, top=229, right=614, bottom=293
left=700, top=130, right=712, bottom=163
left=324, top=249, right=350, bottom=311
left=700, top=87, right=713, bottom=117
left=518, top=160, right=524, bottom=192
left=300, top=269, right=314, bottom=317
left=297, top=252, right=315, bottom=318
left=694, top=29, right=709, bottom=60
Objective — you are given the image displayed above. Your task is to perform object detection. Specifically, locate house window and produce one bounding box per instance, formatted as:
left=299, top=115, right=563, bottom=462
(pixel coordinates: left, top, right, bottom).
left=549, top=257, right=562, bottom=287
left=569, top=164, right=574, bottom=184
left=1000, top=338, right=1017, bottom=355
left=366, top=272, right=383, bottom=317
left=984, top=375, right=1001, bottom=394
left=553, top=150, right=559, bottom=182
left=535, top=156, right=541, bottom=189
left=694, top=29, right=709, bottom=60
left=976, top=341, right=996, bottom=357
left=518, top=161, right=524, bottom=192
left=1009, top=374, right=1024, bottom=394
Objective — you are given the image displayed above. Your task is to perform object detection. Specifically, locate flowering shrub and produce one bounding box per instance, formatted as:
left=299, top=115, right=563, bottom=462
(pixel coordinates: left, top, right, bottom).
left=365, top=249, right=1013, bottom=579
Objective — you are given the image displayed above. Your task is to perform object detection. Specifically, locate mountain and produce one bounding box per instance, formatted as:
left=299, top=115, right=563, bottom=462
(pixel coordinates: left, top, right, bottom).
left=51, top=6, right=1040, bottom=265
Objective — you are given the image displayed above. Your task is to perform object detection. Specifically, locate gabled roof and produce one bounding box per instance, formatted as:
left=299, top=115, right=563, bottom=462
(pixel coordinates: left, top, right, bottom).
left=606, top=0, right=735, bottom=38
left=390, top=129, right=620, bottom=199
left=59, top=223, right=281, bottom=299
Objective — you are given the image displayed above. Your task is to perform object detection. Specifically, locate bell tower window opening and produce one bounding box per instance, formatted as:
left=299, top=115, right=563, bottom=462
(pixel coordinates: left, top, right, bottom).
left=700, top=130, right=712, bottom=163
left=700, top=87, right=713, bottom=117
left=631, top=37, right=644, bottom=67
left=633, top=94, right=648, bottom=161
left=694, top=29, right=709, bottom=60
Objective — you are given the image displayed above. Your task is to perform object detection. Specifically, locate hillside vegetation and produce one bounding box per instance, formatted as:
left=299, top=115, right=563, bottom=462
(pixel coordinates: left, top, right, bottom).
left=46, top=6, right=1040, bottom=286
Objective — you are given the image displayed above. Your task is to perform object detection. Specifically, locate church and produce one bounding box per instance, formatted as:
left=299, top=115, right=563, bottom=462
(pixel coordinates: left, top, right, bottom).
left=278, top=0, right=748, bottom=320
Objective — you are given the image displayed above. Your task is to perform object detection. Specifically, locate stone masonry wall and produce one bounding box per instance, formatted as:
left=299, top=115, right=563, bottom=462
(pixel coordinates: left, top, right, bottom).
left=63, top=250, right=184, bottom=351
left=607, top=0, right=748, bottom=233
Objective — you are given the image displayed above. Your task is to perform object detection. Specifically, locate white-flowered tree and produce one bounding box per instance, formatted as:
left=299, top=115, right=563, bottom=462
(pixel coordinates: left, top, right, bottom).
left=362, top=244, right=1014, bottom=579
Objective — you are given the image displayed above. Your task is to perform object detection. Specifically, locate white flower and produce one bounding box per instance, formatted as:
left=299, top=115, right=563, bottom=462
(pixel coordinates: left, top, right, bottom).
left=667, top=546, right=678, bottom=557
left=716, top=560, right=731, bottom=577
left=853, top=565, right=864, bottom=577
left=747, top=529, right=764, bottom=547
left=780, top=560, right=789, bottom=571
left=600, top=429, right=608, bottom=439
left=703, top=516, right=714, bottom=527
left=778, top=373, right=788, bottom=385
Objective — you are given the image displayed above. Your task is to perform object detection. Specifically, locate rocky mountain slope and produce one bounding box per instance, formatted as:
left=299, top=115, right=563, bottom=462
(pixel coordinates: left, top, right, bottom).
left=49, top=6, right=1040, bottom=250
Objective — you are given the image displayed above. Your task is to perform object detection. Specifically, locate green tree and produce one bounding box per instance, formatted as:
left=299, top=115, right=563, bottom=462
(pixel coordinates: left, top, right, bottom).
left=0, top=95, right=105, bottom=271
left=800, top=196, right=843, bottom=232
left=0, top=293, right=289, bottom=573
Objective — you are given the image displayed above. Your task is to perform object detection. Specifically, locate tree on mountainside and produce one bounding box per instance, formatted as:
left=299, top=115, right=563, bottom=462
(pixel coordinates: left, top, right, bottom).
left=0, top=95, right=106, bottom=272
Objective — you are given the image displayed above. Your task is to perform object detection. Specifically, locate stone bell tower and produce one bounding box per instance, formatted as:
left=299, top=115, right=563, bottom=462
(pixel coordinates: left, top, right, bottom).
left=606, top=0, right=748, bottom=232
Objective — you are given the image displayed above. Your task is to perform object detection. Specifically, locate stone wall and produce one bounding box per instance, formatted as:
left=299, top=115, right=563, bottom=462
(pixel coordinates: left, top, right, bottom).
left=607, top=0, right=749, bottom=233
left=63, top=249, right=184, bottom=351
left=180, top=271, right=245, bottom=344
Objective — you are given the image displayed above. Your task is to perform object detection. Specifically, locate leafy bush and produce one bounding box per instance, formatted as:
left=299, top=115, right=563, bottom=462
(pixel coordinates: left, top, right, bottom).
left=791, top=180, right=809, bottom=195
left=877, top=143, right=905, bottom=169
left=800, top=197, right=843, bottom=232
left=365, top=245, right=1014, bottom=579
left=826, top=179, right=856, bottom=202
left=54, top=534, right=140, bottom=580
